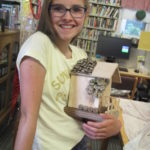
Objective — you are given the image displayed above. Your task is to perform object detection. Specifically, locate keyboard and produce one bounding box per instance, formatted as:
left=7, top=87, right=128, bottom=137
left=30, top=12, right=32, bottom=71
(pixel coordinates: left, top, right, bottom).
left=119, top=67, right=128, bottom=72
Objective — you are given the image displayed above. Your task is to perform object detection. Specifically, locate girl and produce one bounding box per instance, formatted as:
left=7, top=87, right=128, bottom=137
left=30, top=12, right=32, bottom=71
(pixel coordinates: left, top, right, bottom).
left=14, top=0, right=121, bottom=149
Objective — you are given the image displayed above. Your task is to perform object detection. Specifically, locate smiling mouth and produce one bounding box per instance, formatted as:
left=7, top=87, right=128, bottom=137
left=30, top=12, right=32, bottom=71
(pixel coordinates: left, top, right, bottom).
left=60, top=25, right=75, bottom=29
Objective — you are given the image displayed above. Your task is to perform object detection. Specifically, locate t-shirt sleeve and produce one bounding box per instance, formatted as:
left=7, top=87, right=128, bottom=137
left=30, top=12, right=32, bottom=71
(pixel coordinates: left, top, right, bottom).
left=17, top=32, right=50, bottom=71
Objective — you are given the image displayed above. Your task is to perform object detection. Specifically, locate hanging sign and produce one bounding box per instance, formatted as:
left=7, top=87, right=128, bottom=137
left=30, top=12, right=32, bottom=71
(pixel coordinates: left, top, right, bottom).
left=30, top=0, right=41, bottom=20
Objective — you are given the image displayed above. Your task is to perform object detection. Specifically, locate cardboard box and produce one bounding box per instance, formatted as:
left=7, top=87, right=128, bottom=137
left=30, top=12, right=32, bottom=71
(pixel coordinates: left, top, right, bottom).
left=65, top=61, right=121, bottom=121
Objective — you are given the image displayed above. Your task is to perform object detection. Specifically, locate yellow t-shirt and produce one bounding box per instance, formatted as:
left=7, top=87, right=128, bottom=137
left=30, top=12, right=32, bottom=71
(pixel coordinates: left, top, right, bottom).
left=17, top=31, right=87, bottom=150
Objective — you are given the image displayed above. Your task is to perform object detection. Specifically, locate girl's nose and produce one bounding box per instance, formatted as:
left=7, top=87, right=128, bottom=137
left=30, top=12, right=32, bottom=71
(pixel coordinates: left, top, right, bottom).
left=63, top=11, right=73, bottom=20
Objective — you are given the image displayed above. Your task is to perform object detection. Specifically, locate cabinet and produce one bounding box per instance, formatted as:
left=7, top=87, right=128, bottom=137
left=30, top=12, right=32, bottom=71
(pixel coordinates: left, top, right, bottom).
left=0, top=0, right=20, bottom=30
left=0, top=30, right=20, bottom=126
left=72, top=0, right=121, bottom=56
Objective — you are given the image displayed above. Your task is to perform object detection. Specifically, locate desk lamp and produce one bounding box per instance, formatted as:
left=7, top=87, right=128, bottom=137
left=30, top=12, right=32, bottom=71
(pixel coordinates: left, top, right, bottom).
left=137, top=31, right=150, bottom=72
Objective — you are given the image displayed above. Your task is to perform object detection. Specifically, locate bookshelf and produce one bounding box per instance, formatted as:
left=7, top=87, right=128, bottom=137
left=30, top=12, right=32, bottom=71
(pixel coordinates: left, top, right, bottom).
left=0, top=0, right=20, bottom=5
left=0, top=0, right=20, bottom=30
left=72, top=0, right=121, bottom=56
left=0, top=0, right=39, bottom=30
left=0, top=30, right=20, bottom=126
left=0, top=1, right=20, bottom=129
left=0, top=0, right=39, bottom=128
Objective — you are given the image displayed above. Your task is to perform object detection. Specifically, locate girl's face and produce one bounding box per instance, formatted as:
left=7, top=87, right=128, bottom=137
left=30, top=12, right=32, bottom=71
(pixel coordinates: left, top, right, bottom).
left=49, top=0, right=87, bottom=43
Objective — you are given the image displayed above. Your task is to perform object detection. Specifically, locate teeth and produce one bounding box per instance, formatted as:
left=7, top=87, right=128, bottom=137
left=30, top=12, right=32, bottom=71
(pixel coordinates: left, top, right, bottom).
left=61, top=25, right=73, bottom=29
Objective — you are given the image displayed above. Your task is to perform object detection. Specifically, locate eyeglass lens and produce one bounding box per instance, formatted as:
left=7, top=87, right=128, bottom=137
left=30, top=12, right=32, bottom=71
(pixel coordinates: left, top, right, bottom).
left=50, top=4, right=86, bottom=18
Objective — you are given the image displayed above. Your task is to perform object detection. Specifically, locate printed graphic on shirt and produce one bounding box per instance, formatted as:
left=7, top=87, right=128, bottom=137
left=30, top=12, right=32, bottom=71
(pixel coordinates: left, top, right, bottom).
left=51, top=69, right=70, bottom=104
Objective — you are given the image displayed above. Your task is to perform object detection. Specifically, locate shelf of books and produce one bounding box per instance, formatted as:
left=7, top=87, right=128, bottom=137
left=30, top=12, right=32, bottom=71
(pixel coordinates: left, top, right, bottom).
left=72, top=0, right=121, bottom=56
left=0, top=29, right=20, bottom=126
left=0, top=0, right=20, bottom=5
left=0, top=0, right=20, bottom=30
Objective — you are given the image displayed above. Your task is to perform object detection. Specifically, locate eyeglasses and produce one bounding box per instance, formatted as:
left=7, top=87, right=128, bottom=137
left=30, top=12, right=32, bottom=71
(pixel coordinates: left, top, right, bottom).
left=49, top=4, right=87, bottom=18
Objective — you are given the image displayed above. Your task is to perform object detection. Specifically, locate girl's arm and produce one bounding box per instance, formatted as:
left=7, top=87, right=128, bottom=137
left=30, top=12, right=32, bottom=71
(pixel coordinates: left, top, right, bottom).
left=14, top=57, right=46, bottom=150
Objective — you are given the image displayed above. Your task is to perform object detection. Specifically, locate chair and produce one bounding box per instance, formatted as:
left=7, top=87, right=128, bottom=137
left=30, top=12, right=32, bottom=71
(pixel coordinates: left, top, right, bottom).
left=111, top=76, right=138, bottom=99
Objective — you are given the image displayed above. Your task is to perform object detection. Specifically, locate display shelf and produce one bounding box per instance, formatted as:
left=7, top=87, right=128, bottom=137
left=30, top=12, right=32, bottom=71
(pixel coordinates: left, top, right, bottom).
left=0, top=29, right=20, bottom=126
left=85, top=26, right=116, bottom=31
left=78, top=37, right=98, bottom=42
left=0, top=102, right=11, bottom=123
left=1, top=0, right=38, bottom=6
left=72, top=0, right=121, bottom=56
left=1, top=0, right=20, bottom=5
left=89, top=1, right=121, bottom=7
left=0, top=74, right=8, bottom=84
left=89, top=14, right=118, bottom=19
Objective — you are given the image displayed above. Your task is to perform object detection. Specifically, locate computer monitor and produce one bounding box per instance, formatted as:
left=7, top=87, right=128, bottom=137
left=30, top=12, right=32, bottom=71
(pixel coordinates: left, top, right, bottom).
left=96, top=35, right=132, bottom=62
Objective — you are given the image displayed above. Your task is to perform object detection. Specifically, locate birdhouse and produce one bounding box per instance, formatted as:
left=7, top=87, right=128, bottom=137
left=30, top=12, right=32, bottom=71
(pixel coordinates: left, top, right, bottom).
left=64, top=58, right=120, bottom=121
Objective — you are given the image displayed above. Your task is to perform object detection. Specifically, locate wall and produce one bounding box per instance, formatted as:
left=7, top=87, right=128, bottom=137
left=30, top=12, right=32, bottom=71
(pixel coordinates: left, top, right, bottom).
left=114, top=8, right=150, bottom=74
left=117, top=8, right=150, bottom=33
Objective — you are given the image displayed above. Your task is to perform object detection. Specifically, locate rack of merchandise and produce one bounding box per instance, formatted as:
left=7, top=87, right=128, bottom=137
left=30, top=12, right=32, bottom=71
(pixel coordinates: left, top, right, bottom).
left=0, top=0, right=20, bottom=30
left=0, top=0, right=20, bottom=5
left=72, top=0, right=121, bottom=56
left=0, top=1, right=20, bottom=127
left=0, top=0, right=39, bottom=127
left=0, top=30, right=20, bottom=126
left=0, top=0, right=20, bottom=128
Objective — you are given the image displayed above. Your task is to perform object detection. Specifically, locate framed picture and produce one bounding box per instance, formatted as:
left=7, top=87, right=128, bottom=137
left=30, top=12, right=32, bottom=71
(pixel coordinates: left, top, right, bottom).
left=120, top=19, right=146, bottom=38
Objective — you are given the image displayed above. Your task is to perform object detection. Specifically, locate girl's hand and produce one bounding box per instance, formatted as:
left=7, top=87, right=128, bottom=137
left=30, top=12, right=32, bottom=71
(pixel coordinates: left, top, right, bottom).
left=82, top=113, right=121, bottom=139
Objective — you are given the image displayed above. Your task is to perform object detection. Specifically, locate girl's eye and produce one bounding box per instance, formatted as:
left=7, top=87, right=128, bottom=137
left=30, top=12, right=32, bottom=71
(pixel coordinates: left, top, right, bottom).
left=52, top=5, right=65, bottom=12
left=72, top=7, right=83, bottom=13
